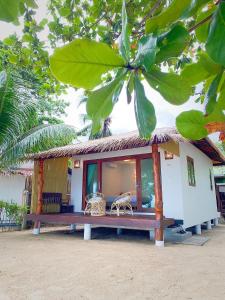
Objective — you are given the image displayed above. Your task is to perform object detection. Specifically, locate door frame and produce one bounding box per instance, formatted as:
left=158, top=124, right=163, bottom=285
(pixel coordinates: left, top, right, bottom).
left=82, top=153, right=155, bottom=212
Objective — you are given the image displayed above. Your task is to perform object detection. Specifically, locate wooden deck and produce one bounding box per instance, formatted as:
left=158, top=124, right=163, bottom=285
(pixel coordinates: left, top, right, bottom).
left=26, top=213, right=175, bottom=230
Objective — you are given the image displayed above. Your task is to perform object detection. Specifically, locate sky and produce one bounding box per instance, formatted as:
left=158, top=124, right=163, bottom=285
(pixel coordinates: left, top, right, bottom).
left=0, top=0, right=207, bottom=136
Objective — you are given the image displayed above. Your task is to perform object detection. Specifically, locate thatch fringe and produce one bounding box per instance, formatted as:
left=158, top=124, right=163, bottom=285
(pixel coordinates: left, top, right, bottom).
left=29, top=127, right=225, bottom=164
left=30, top=128, right=183, bottom=159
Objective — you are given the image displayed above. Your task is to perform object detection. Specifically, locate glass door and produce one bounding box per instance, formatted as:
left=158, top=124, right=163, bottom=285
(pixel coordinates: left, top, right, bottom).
left=86, top=163, right=99, bottom=195
left=137, top=158, right=155, bottom=211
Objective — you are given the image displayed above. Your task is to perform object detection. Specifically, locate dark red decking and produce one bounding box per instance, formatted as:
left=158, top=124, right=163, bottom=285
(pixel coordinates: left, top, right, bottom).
left=26, top=213, right=174, bottom=230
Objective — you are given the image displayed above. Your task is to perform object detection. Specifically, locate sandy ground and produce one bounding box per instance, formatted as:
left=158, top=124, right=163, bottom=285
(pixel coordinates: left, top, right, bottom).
left=0, top=225, right=225, bottom=300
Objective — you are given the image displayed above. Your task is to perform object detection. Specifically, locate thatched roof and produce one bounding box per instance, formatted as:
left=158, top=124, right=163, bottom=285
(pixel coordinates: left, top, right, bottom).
left=30, top=127, right=225, bottom=165
left=0, top=168, right=33, bottom=176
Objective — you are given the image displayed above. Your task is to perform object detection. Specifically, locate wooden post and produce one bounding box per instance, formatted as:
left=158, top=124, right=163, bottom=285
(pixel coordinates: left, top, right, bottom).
left=152, top=144, right=164, bottom=247
left=33, top=159, right=44, bottom=234
left=37, top=159, right=44, bottom=214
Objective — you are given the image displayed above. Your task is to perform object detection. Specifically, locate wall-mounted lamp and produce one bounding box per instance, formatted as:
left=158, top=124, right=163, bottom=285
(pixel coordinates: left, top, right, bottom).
left=164, top=151, right=174, bottom=160
left=74, top=160, right=81, bottom=168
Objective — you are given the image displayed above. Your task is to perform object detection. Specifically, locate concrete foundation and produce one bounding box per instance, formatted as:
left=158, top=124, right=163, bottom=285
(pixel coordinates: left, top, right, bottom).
left=214, top=218, right=219, bottom=226
left=155, top=240, right=164, bottom=247
left=70, top=224, right=76, bottom=231
left=117, top=228, right=123, bottom=235
left=206, top=220, right=212, bottom=230
left=195, top=224, right=202, bottom=235
left=84, top=224, right=91, bottom=240
left=33, top=228, right=40, bottom=235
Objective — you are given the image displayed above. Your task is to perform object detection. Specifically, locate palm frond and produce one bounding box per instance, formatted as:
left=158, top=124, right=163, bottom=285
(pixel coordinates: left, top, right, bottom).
left=0, top=70, right=37, bottom=148
left=0, top=124, right=77, bottom=167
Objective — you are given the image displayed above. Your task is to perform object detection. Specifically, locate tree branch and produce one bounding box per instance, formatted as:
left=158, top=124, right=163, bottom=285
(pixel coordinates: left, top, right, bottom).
left=189, top=0, right=221, bottom=33
left=137, top=0, right=165, bottom=29
left=188, top=13, right=213, bottom=32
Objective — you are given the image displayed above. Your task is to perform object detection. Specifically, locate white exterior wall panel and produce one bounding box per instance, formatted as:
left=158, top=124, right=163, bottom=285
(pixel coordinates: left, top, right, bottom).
left=0, top=175, right=25, bottom=205
left=179, top=142, right=218, bottom=229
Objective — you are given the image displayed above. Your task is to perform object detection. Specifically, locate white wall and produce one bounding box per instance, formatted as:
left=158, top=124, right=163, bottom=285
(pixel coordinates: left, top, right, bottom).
left=179, top=142, right=218, bottom=229
left=160, top=151, right=184, bottom=220
left=0, top=174, right=26, bottom=205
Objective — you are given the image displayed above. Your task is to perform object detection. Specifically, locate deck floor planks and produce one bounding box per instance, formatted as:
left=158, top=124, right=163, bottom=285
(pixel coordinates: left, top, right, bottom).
left=26, top=213, right=174, bottom=230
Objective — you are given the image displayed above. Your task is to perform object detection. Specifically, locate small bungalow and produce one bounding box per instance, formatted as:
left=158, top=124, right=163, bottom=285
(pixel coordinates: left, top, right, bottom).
left=26, top=127, right=225, bottom=246
left=0, top=165, right=33, bottom=206
left=214, top=166, right=225, bottom=218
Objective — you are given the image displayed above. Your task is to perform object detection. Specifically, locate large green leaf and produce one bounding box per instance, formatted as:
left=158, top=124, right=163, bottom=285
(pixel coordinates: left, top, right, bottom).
left=156, top=24, right=190, bottom=63
left=195, top=7, right=216, bottom=43
left=144, top=69, right=192, bottom=105
left=205, top=106, right=225, bottom=124
left=146, top=0, right=191, bottom=33
left=134, top=75, right=156, bottom=139
left=206, top=2, right=225, bottom=66
left=218, top=81, right=225, bottom=110
left=120, top=0, right=130, bottom=62
left=126, top=71, right=134, bottom=104
left=134, top=35, right=157, bottom=72
left=205, top=78, right=225, bottom=124
left=86, top=70, right=126, bottom=134
left=204, top=70, right=223, bottom=115
left=176, top=110, right=208, bottom=140
left=24, top=0, right=38, bottom=9
left=0, top=0, right=20, bottom=22
left=50, top=39, right=125, bottom=90
left=181, top=52, right=221, bottom=86
left=183, top=0, right=211, bottom=18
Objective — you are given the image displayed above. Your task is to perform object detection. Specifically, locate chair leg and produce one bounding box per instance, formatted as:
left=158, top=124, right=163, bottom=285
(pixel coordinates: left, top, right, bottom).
left=127, top=204, right=133, bottom=215
left=116, top=206, right=120, bottom=216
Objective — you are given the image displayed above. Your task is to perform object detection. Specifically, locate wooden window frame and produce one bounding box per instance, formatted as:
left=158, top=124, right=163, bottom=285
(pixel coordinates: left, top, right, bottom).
left=187, top=156, right=196, bottom=187
left=82, top=153, right=155, bottom=212
left=209, top=168, right=213, bottom=191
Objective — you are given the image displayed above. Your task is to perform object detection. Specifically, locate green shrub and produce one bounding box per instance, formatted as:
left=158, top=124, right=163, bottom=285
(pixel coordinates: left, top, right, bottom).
left=0, top=200, right=27, bottom=224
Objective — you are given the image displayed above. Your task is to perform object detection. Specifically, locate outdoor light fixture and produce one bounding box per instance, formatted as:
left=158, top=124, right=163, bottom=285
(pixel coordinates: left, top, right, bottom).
left=74, top=160, right=81, bottom=168
left=164, top=151, right=174, bottom=160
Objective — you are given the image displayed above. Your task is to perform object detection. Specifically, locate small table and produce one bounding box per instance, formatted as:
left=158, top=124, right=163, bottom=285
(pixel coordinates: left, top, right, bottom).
left=60, top=205, right=74, bottom=213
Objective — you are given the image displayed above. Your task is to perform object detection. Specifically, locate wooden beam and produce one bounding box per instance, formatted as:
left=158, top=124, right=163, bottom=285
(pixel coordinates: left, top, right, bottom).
left=152, top=144, right=164, bottom=245
left=33, top=159, right=44, bottom=233
left=37, top=159, right=44, bottom=215
left=26, top=213, right=175, bottom=229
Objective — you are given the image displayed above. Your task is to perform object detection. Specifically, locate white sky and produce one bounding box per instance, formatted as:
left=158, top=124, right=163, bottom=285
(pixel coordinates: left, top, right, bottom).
left=0, top=0, right=210, bottom=137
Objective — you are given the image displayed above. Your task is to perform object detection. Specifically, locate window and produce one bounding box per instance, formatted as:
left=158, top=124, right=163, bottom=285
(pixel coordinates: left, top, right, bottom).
left=187, top=156, right=196, bottom=186
left=209, top=168, right=213, bottom=190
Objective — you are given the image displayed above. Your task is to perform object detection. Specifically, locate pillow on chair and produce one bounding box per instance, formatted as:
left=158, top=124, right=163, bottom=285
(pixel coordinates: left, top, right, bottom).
left=115, top=196, right=130, bottom=204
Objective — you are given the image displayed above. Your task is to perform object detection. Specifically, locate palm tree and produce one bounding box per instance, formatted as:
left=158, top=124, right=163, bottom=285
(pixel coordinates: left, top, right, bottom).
left=0, top=70, right=77, bottom=168
left=78, top=97, right=112, bottom=140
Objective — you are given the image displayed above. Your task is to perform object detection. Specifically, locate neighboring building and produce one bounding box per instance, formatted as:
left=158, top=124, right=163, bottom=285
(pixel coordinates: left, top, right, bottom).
left=214, top=166, right=225, bottom=218
left=26, top=128, right=225, bottom=246
left=0, top=163, right=33, bottom=206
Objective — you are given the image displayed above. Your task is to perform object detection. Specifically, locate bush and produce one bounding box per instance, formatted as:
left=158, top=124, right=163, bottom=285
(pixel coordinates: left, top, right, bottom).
left=0, top=200, right=27, bottom=224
